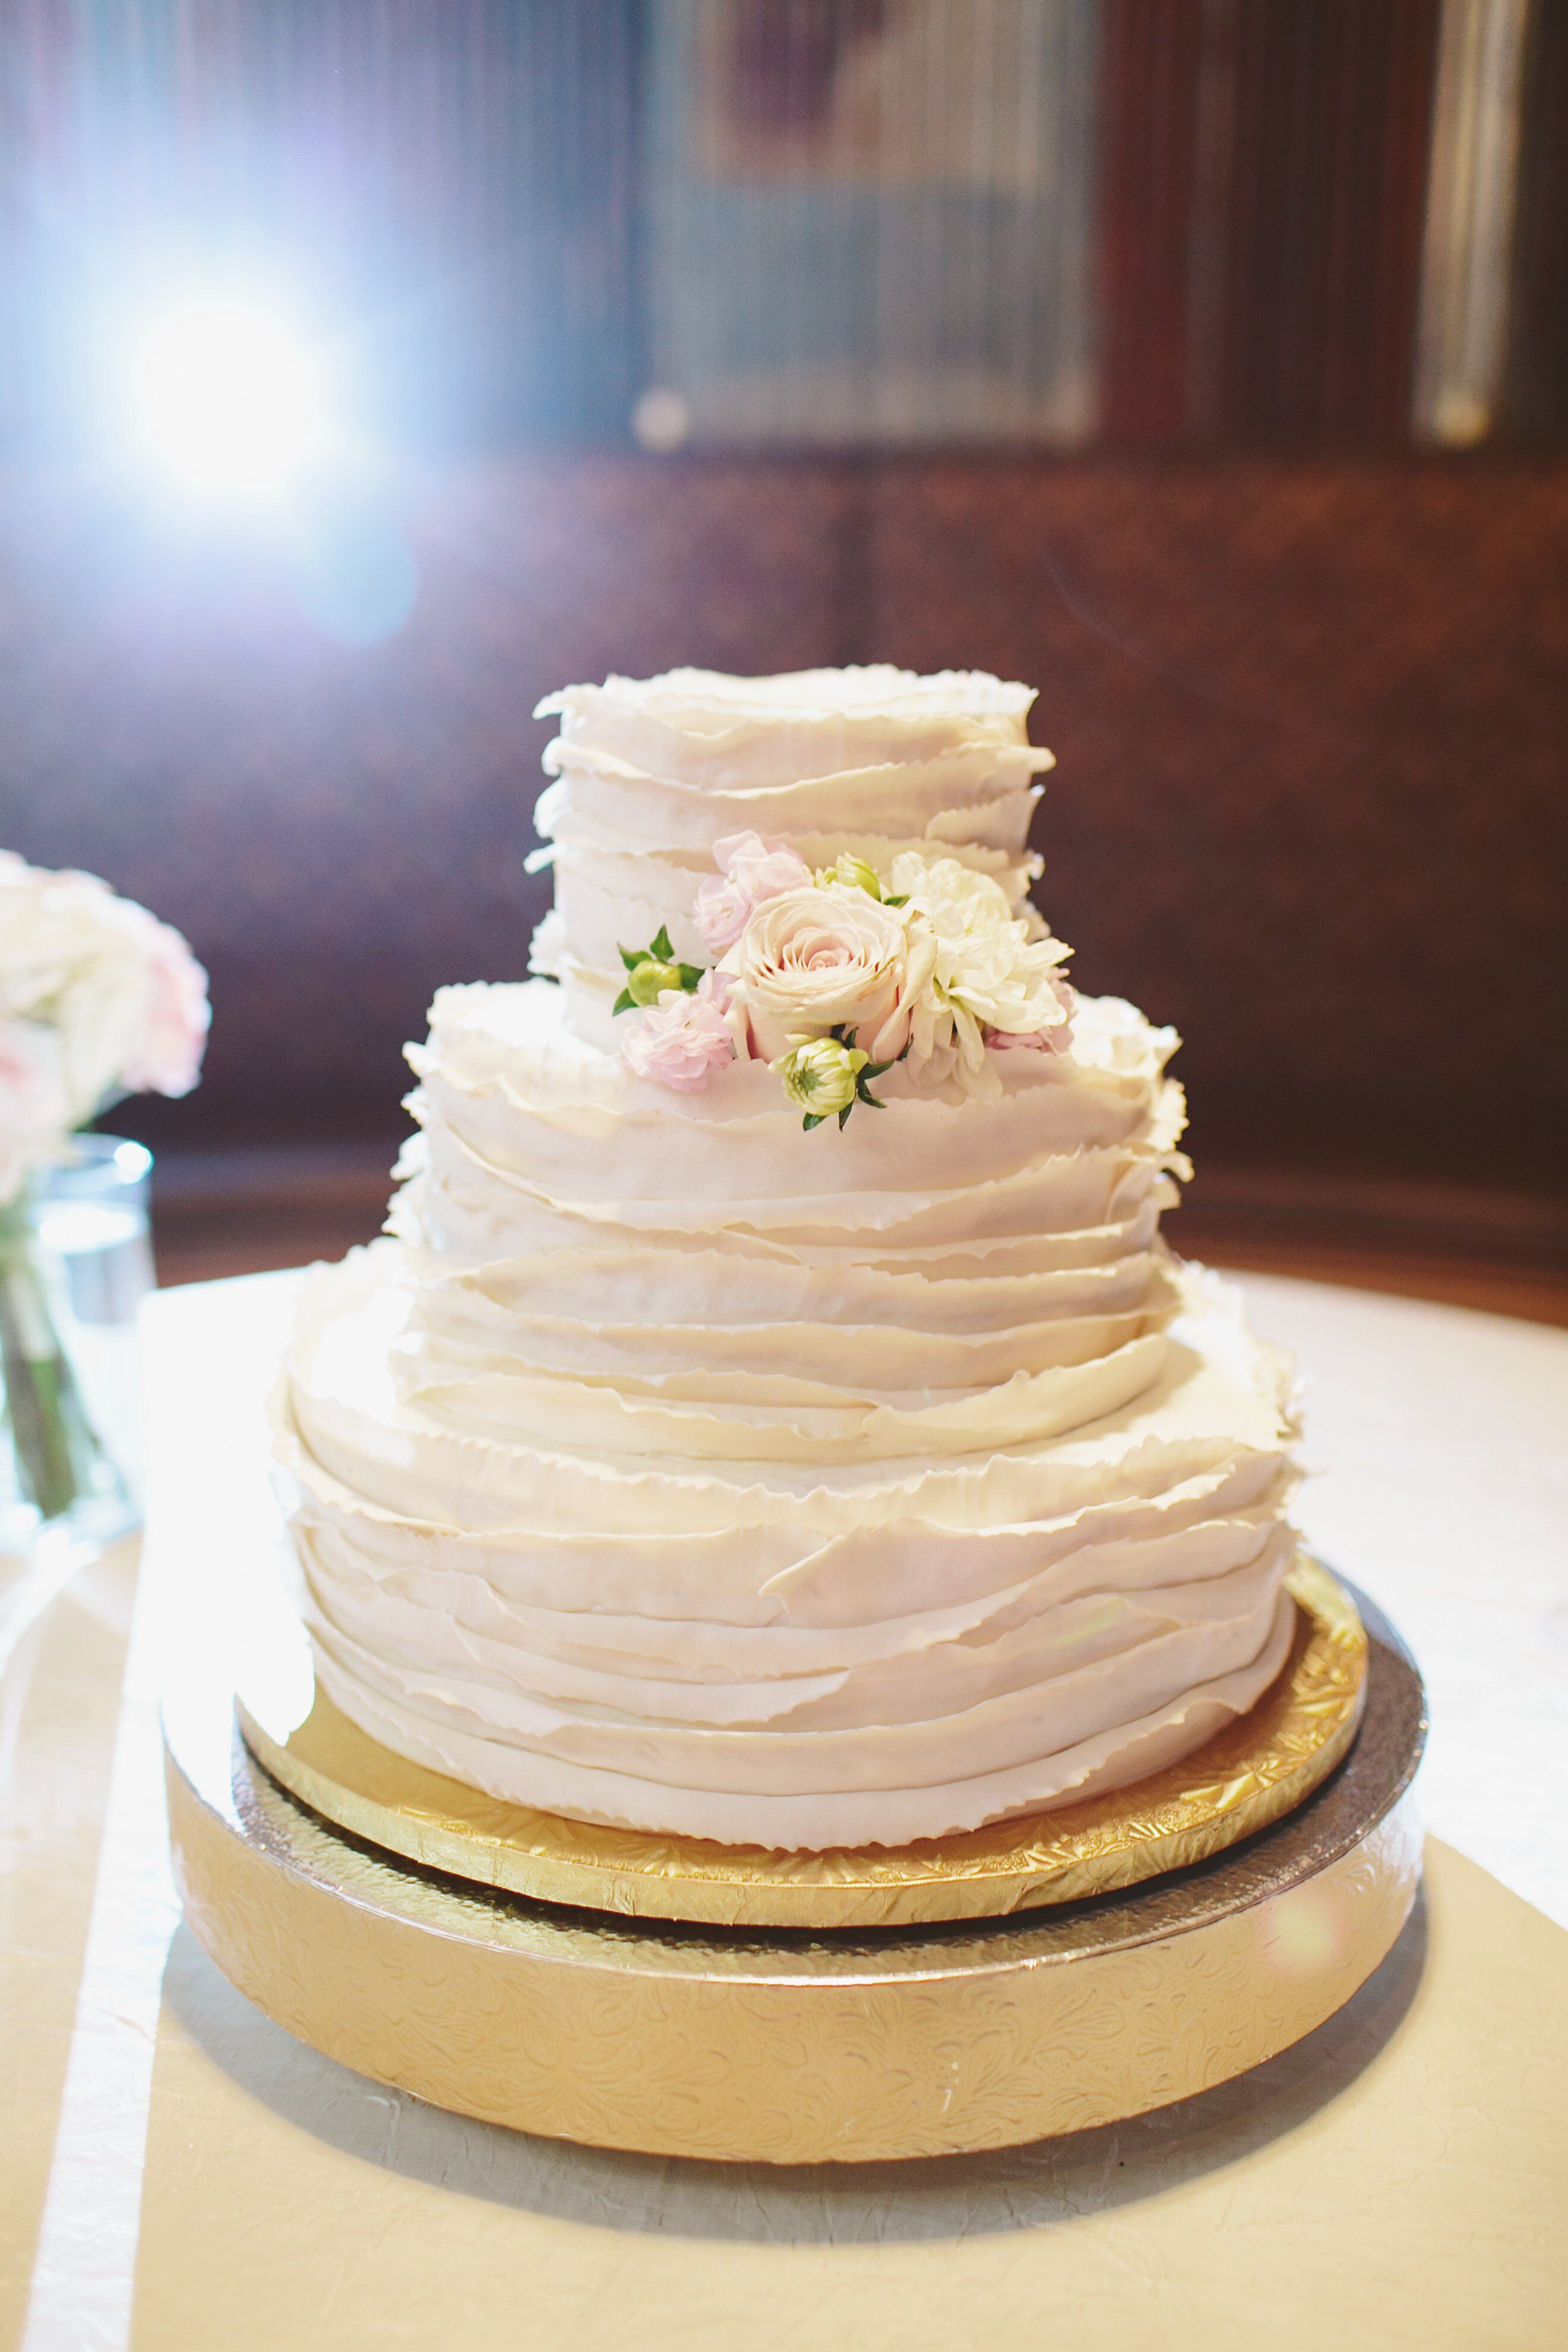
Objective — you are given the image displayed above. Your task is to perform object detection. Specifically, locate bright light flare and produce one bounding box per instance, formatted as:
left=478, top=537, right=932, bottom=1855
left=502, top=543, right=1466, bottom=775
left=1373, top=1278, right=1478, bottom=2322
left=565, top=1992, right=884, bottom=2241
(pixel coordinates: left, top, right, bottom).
left=127, top=295, right=330, bottom=497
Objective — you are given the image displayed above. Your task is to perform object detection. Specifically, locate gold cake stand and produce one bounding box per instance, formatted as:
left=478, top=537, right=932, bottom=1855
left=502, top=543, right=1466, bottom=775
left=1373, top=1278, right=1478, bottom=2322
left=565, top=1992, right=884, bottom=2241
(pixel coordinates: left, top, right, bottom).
left=164, top=1563, right=1425, bottom=2164
left=236, top=1554, right=1366, bottom=1931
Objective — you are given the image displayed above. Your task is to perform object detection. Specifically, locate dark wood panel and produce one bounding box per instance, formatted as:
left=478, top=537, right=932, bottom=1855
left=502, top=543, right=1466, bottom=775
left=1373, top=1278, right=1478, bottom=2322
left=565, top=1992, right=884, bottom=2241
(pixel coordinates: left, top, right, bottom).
left=863, top=455, right=1567, bottom=1179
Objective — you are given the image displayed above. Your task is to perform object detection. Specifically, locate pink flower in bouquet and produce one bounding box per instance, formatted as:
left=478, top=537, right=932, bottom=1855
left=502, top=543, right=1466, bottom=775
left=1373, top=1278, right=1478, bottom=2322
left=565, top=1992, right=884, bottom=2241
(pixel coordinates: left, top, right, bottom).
left=983, top=979, right=1077, bottom=1058
left=622, top=972, right=738, bottom=1092
left=0, top=1019, right=70, bottom=1206
left=694, top=832, right=814, bottom=956
left=117, top=908, right=210, bottom=1098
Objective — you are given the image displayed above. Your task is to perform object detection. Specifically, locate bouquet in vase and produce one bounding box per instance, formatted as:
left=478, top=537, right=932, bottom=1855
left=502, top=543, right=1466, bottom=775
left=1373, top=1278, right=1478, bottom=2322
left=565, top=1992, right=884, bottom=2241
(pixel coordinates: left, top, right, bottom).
left=0, top=852, right=208, bottom=1538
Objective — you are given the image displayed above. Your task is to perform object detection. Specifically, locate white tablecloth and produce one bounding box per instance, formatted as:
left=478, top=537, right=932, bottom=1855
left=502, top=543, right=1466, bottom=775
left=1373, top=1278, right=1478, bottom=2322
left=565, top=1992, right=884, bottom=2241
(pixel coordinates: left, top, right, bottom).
left=1235, top=1273, right=1568, bottom=1930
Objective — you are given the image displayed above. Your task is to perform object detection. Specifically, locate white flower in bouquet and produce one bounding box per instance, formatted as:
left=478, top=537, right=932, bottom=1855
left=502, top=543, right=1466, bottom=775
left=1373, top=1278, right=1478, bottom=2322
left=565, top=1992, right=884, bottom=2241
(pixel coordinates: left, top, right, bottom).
left=887, top=853, right=1073, bottom=1098
left=0, top=852, right=210, bottom=1203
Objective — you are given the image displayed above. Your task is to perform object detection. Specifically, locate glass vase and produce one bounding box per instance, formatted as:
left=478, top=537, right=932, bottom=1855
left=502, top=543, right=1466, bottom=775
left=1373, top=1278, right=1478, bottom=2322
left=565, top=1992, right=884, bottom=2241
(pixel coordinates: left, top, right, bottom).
left=0, top=1137, right=152, bottom=1571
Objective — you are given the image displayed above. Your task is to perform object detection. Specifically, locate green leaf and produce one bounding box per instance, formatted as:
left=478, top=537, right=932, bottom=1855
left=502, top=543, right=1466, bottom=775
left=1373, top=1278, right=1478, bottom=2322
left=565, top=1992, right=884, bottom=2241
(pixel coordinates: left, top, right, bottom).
left=883, top=893, right=910, bottom=907
left=801, top=1112, right=825, bottom=1131
left=859, top=1056, right=895, bottom=1081
left=674, top=963, right=704, bottom=992
left=650, top=924, right=674, bottom=962
left=612, top=988, right=636, bottom=1016
left=617, top=943, right=643, bottom=970
left=837, top=1104, right=853, bottom=1129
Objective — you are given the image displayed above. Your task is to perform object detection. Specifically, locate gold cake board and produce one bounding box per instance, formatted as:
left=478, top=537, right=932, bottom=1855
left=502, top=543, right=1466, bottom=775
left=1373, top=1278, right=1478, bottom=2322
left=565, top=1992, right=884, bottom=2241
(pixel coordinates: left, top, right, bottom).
left=236, top=1554, right=1367, bottom=1930
left=163, top=1570, right=1425, bottom=2166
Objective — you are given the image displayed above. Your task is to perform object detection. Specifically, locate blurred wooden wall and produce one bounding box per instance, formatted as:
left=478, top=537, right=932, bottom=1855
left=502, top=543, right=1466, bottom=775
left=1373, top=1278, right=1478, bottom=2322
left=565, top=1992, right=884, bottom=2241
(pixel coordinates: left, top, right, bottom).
left=2, top=452, right=1563, bottom=1194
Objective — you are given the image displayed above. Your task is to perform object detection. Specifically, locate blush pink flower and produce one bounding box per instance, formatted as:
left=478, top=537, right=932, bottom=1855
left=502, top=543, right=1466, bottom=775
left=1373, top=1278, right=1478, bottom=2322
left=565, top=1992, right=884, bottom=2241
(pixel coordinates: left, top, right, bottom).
left=693, top=832, right=814, bottom=956
left=117, top=909, right=211, bottom=1098
left=984, top=979, right=1077, bottom=1057
left=0, top=1019, right=70, bottom=1206
left=621, top=973, right=738, bottom=1093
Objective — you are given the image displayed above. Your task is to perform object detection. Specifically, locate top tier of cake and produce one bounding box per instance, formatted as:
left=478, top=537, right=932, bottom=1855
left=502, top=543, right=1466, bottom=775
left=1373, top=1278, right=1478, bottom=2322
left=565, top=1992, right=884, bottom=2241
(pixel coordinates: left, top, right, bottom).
left=532, top=666, right=1055, bottom=1048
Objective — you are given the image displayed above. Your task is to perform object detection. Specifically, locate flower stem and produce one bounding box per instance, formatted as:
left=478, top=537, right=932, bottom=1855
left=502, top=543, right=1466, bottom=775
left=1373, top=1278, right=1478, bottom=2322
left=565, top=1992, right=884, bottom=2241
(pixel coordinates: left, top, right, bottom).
left=0, top=1207, right=96, bottom=1524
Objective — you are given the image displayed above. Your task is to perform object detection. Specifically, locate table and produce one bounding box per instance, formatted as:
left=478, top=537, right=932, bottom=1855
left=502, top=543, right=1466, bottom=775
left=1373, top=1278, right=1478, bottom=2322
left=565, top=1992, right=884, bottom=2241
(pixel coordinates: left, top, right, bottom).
left=4, top=1269, right=1566, bottom=2351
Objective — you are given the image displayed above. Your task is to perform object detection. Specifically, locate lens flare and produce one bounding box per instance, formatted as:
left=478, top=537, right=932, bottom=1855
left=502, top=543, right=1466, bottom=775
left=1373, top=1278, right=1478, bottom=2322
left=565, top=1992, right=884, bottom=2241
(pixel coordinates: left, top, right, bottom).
left=128, top=296, right=329, bottom=497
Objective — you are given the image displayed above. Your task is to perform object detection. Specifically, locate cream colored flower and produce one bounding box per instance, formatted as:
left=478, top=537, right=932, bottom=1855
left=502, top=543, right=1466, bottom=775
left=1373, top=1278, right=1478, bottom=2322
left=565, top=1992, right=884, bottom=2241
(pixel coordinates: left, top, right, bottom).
left=819, top=851, right=885, bottom=900
left=774, top=1035, right=867, bottom=1118
left=888, top=852, right=1071, bottom=1097
left=726, top=885, right=934, bottom=1063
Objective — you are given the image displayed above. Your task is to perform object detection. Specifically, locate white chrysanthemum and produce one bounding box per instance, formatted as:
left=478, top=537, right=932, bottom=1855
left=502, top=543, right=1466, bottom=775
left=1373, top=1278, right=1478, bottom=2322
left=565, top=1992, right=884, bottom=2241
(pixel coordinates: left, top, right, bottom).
left=889, top=853, right=1072, bottom=1098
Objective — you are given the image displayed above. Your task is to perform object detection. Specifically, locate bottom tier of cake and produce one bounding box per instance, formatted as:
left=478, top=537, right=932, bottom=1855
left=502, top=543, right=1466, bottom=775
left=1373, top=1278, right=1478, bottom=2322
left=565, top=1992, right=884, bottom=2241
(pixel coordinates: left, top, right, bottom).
left=166, top=1578, right=1423, bottom=2163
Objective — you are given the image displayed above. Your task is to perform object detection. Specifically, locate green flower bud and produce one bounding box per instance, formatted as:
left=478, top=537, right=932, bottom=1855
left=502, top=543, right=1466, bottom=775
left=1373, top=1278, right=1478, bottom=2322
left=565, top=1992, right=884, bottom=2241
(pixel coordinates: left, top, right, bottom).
left=829, top=853, right=884, bottom=900
left=774, top=1034, right=868, bottom=1117
left=627, top=958, right=682, bottom=1007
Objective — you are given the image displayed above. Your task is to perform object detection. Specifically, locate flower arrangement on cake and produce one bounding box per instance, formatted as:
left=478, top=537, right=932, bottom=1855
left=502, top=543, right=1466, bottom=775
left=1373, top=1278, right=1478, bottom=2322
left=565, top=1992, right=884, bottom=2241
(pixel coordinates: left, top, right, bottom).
left=614, top=834, right=1076, bottom=1123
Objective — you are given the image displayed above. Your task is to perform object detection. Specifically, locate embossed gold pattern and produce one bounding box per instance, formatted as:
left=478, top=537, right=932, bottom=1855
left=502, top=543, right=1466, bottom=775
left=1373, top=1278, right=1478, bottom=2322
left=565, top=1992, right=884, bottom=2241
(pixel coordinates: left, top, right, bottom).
left=164, top=1589, right=1422, bottom=2165
left=237, top=1554, right=1365, bottom=1930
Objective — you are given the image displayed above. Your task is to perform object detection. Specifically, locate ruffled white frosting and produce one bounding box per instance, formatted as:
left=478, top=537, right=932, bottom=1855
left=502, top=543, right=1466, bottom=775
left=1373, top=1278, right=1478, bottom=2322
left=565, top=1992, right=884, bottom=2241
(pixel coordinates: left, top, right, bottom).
left=276, top=669, right=1303, bottom=1850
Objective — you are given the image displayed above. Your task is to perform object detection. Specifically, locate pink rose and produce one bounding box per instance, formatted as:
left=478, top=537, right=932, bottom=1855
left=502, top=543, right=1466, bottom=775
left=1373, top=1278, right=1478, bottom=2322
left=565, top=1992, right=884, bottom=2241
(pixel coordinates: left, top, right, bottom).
left=726, top=887, right=934, bottom=1064
left=621, top=973, right=738, bottom=1093
left=693, top=832, right=814, bottom=956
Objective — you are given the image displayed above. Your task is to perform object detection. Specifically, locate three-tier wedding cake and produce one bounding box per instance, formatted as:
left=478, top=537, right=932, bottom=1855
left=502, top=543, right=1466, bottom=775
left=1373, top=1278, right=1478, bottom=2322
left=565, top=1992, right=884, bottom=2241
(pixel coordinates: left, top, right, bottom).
left=274, top=668, right=1301, bottom=1850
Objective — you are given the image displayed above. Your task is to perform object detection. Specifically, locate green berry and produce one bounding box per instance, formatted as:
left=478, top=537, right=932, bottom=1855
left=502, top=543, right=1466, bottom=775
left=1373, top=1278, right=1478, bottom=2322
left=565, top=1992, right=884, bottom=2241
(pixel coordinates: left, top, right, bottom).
left=627, top=959, right=681, bottom=1007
